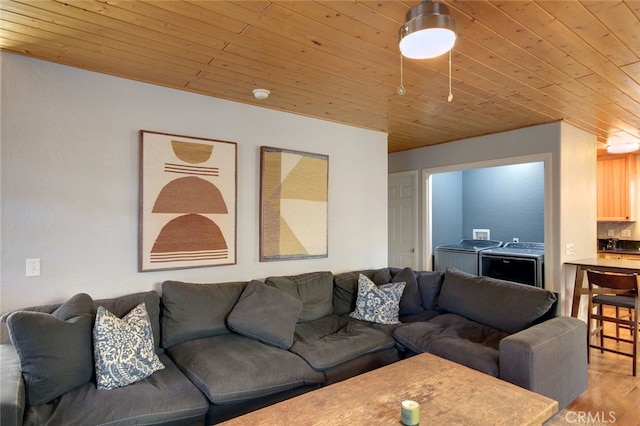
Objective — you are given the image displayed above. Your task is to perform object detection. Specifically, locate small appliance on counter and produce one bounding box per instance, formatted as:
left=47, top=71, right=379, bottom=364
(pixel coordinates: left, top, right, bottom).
left=598, top=238, right=640, bottom=253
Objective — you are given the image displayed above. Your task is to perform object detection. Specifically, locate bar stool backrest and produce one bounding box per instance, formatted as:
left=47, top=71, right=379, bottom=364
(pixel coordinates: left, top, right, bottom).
left=586, top=270, right=640, bottom=294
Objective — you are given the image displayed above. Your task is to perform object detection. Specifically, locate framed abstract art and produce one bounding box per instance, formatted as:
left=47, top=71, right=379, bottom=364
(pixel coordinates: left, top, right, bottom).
left=139, top=131, right=237, bottom=271
left=260, top=146, right=329, bottom=261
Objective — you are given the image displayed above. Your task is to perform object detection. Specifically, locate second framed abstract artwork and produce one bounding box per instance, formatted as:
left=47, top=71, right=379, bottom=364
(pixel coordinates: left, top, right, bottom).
left=139, top=130, right=237, bottom=271
left=260, top=146, right=329, bottom=261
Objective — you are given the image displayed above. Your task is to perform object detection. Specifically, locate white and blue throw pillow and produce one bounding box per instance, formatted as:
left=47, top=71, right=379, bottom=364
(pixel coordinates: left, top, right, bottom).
left=349, top=274, right=406, bottom=324
left=93, top=302, right=164, bottom=390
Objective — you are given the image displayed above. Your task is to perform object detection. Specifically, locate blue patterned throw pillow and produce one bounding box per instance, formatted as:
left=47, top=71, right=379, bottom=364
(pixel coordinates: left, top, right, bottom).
left=93, top=302, right=164, bottom=390
left=349, top=274, right=406, bottom=324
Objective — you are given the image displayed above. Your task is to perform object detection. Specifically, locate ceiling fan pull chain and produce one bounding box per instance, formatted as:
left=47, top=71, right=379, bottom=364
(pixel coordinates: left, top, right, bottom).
left=448, top=50, right=453, bottom=102
left=398, top=54, right=406, bottom=96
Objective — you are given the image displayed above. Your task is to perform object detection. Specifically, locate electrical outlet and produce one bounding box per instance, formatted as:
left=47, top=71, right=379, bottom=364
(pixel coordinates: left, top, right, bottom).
left=565, top=243, right=575, bottom=256
left=621, top=229, right=631, bottom=237
left=607, top=229, right=615, bottom=237
left=26, top=258, right=40, bottom=277
left=512, top=237, right=519, bottom=243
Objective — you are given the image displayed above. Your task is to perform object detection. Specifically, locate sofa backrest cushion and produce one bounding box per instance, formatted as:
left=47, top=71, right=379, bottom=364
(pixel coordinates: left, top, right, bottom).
left=391, top=267, right=424, bottom=315
left=95, top=291, right=162, bottom=353
left=415, top=271, right=444, bottom=311
left=437, top=267, right=557, bottom=334
left=8, top=312, right=94, bottom=406
left=6, top=293, right=96, bottom=406
left=265, top=271, right=334, bottom=322
left=51, top=292, right=97, bottom=319
left=227, top=280, right=303, bottom=349
left=334, top=268, right=427, bottom=317
left=2, top=291, right=162, bottom=351
left=373, top=268, right=393, bottom=284
left=332, top=270, right=377, bottom=316
left=161, top=280, right=247, bottom=348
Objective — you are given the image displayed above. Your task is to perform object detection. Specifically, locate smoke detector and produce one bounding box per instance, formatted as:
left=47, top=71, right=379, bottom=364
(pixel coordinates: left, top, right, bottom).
left=252, top=89, right=270, bottom=100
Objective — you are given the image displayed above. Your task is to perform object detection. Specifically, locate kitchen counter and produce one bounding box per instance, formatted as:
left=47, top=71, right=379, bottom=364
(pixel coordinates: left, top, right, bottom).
left=566, top=257, right=640, bottom=317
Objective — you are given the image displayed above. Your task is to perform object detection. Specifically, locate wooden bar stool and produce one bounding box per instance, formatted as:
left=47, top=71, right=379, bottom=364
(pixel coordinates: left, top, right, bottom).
left=586, top=270, right=639, bottom=376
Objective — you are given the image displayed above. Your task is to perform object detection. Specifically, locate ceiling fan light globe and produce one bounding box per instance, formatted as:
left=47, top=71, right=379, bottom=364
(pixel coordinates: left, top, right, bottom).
left=398, top=1, right=456, bottom=59
left=606, top=142, right=640, bottom=154
left=399, top=28, right=456, bottom=59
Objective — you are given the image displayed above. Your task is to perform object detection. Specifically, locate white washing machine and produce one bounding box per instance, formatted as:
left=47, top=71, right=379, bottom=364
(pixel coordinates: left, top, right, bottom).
left=434, top=239, right=503, bottom=275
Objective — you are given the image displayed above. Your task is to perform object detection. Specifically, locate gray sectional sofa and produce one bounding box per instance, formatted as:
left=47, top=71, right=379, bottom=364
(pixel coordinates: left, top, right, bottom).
left=0, top=267, right=588, bottom=425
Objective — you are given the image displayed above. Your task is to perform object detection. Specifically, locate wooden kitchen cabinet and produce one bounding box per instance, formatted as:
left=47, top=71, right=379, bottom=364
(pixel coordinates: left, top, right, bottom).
left=597, top=154, right=636, bottom=221
left=598, top=252, right=624, bottom=260
left=597, top=252, right=640, bottom=261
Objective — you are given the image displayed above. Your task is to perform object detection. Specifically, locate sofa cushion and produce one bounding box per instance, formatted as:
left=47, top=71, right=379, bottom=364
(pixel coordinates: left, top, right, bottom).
left=349, top=274, right=405, bottom=325
left=1, top=292, right=161, bottom=349
left=265, top=271, right=334, bottom=322
left=5, top=293, right=96, bottom=406
left=23, top=354, right=209, bottom=425
left=161, top=280, right=247, bottom=348
left=93, top=303, right=165, bottom=390
left=393, top=320, right=442, bottom=353
left=393, top=313, right=509, bottom=376
left=168, top=334, right=325, bottom=404
left=438, top=267, right=557, bottom=333
left=428, top=337, right=501, bottom=377
left=0, top=292, right=95, bottom=323
left=333, top=269, right=424, bottom=317
left=332, top=270, right=376, bottom=316
left=95, top=291, right=162, bottom=353
left=227, top=280, right=303, bottom=349
left=399, top=309, right=441, bottom=324
left=7, top=312, right=94, bottom=406
left=372, top=268, right=392, bottom=285
left=392, top=267, right=424, bottom=315
left=51, top=292, right=96, bottom=319
left=416, top=271, right=444, bottom=310
left=290, top=315, right=396, bottom=370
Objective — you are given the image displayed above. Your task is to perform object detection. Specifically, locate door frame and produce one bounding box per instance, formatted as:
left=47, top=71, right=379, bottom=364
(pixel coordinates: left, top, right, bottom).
left=422, top=153, right=551, bottom=274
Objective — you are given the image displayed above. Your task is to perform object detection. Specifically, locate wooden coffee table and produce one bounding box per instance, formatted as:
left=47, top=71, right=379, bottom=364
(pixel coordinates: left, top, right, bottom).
left=219, top=352, right=558, bottom=425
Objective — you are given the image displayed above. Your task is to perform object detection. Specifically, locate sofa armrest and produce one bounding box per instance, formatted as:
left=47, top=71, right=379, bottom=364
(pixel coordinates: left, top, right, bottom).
left=1, top=344, right=25, bottom=426
left=499, top=316, right=588, bottom=409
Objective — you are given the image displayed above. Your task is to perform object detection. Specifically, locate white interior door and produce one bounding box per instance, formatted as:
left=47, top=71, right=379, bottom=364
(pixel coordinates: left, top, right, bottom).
left=388, top=171, right=418, bottom=269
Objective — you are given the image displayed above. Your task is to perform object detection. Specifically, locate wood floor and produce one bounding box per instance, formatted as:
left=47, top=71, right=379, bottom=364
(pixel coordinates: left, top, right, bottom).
left=545, top=308, right=640, bottom=425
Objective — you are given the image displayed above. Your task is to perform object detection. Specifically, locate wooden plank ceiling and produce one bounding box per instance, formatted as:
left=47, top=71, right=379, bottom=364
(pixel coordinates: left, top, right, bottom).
left=1, top=0, right=639, bottom=153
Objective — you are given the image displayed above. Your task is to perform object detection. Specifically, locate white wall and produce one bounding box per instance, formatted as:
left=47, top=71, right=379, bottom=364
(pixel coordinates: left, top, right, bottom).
left=558, top=123, right=598, bottom=318
left=0, top=53, right=388, bottom=313
left=389, top=122, right=597, bottom=315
